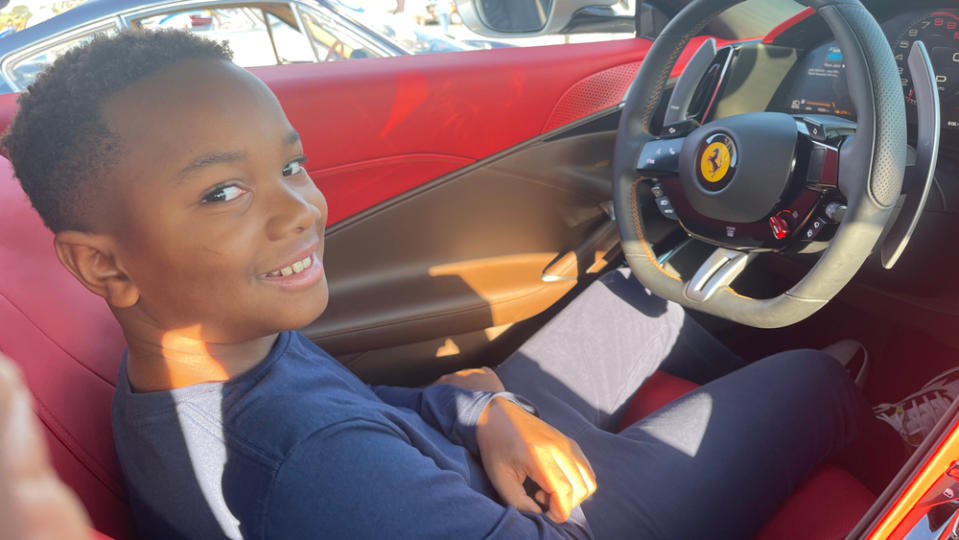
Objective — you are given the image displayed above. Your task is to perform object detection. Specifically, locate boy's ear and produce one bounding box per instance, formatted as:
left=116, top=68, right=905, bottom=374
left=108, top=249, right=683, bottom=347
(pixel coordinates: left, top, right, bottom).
left=53, top=231, right=139, bottom=309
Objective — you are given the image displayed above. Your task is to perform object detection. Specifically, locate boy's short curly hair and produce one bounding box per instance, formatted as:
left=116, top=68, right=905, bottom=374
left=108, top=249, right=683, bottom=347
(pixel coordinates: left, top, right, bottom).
left=3, top=30, right=232, bottom=232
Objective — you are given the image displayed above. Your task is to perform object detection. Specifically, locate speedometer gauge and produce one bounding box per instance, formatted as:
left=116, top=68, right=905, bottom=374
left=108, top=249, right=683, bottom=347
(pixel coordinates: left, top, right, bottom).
left=894, top=10, right=959, bottom=130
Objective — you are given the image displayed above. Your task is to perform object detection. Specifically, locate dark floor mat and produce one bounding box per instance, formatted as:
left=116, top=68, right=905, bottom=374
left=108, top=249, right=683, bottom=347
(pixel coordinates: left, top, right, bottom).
left=690, top=301, right=959, bottom=493
left=694, top=300, right=959, bottom=407
left=864, top=324, right=959, bottom=406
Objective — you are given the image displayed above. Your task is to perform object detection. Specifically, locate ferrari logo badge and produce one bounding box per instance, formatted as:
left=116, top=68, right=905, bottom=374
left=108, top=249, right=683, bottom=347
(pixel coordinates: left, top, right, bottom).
left=696, top=133, right=737, bottom=191
left=700, top=141, right=731, bottom=183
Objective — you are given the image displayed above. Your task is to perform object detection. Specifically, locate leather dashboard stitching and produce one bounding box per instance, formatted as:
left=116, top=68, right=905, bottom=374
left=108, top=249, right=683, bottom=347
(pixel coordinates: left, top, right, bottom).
left=722, top=286, right=750, bottom=299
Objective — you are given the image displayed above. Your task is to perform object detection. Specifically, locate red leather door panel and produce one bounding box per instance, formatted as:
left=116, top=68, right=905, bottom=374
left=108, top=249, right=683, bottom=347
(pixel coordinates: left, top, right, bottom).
left=250, top=39, right=664, bottom=224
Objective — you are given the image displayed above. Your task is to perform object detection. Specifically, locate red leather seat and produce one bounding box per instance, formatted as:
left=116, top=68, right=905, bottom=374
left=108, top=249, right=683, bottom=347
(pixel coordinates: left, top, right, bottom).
left=0, top=157, right=135, bottom=538
left=1, top=153, right=872, bottom=538
left=621, top=371, right=876, bottom=540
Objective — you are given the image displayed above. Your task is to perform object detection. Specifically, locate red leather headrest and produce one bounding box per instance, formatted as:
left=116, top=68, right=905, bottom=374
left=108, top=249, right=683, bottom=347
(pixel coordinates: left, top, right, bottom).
left=0, top=92, right=18, bottom=158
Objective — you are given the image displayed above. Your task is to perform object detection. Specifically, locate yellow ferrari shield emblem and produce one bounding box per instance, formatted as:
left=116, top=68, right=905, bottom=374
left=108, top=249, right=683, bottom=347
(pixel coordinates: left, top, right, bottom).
left=700, top=141, right=731, bottom=183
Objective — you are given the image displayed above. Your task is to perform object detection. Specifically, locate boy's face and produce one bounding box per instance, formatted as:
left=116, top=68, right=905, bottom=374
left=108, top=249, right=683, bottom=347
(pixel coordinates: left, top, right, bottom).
left=98, top=58, right=329, bottom=343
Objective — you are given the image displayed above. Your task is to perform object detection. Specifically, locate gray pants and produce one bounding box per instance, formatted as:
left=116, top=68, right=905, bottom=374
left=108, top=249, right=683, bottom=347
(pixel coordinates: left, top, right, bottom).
left=496, top=268, right=868, bottom=539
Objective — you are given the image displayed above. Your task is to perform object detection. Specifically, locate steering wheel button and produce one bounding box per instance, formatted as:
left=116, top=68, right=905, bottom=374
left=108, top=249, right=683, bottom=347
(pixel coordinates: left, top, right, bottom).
left=802, top=217, right=829, bottom=241
left=804, top=119, right=827, bottom=142
left=655, top=196, right=678, bottom=220
left=768, top=215, right=789, bottom=239
left=806, top=147, right=825, bottom=184
left=637, top=139, right=684, bottom=174
left=805, top=143, right=840, bottom=187
left=662, top=119, right=699, bottom=138
left=777, top=209, right=799, bottom=228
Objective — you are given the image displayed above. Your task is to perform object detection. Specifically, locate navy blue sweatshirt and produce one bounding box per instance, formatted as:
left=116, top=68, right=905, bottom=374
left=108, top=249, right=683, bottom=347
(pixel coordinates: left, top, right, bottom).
left=112, top=331, right=591, bottom=539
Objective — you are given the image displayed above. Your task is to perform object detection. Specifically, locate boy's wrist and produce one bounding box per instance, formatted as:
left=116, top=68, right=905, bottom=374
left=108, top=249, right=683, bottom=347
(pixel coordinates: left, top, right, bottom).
left=477, top=393, right=539, bottom=439
left=491, top=392, right=538, bottom=417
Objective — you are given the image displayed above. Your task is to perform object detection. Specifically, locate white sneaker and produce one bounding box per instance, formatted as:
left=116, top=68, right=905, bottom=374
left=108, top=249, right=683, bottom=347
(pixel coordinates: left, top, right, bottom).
left=873, top=366, right=959, bottom=447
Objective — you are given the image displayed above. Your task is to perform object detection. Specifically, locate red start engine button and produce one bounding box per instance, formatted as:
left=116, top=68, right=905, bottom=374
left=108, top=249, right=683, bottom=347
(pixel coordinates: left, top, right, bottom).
left=769, top=215, right=789, bottom=239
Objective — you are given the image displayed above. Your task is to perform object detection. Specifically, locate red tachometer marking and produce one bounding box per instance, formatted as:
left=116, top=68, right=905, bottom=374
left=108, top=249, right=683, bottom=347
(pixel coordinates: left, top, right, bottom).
left=931, top=11, right=959, bottom=21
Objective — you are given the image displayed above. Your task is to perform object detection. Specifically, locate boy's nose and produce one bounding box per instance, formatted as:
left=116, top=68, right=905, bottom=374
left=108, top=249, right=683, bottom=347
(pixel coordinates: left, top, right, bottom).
left=264, top=183, right=323, bottom=240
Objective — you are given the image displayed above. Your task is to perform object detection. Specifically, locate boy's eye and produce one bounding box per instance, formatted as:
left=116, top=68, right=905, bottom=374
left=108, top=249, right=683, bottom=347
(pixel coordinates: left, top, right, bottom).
left=282, top=158, right=307, bottom=177
left=200, top=184, right=247, bottom=204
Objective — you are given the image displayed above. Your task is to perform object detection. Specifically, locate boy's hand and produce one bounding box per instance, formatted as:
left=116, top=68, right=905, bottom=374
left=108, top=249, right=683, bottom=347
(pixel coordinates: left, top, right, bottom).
left=476, top=397, right=596, bottom=523
left=433, top=367, right=505, bottom=393
left=0, top=355, right=91, bottom=540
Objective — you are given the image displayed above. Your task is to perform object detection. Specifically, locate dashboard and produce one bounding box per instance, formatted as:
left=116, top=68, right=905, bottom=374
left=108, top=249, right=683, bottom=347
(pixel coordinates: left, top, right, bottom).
left=730, top=3, right=959, bottom=323
left=773, top=7, right=959, bottom=152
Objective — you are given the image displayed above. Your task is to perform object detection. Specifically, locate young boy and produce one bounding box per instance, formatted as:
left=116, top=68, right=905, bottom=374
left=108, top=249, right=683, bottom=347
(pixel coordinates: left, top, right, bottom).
left=4, top=30, right=879, bottom=539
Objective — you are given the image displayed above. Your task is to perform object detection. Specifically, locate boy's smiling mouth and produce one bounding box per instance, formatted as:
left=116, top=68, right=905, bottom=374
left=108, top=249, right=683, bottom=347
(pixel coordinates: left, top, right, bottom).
left=259, top=245, right=325, bottom=289
left=264, top=254, right=313, bottom=278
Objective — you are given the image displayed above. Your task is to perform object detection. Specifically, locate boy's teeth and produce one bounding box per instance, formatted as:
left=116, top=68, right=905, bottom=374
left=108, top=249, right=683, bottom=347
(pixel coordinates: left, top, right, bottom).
left=269, top=255, right=314, bottom=278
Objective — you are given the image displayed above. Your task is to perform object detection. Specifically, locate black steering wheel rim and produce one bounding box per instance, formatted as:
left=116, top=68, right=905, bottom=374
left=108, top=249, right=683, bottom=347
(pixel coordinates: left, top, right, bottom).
left=612, top=0, right=906, bottom=328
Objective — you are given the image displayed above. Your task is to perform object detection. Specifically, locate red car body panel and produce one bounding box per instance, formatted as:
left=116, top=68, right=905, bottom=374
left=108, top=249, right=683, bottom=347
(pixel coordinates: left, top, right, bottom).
left=868, top=424, right=959, bottom=538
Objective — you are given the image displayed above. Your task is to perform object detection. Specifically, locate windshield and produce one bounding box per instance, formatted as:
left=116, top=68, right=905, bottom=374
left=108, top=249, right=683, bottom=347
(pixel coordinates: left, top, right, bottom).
left=697, top=0, right=805, bottom=39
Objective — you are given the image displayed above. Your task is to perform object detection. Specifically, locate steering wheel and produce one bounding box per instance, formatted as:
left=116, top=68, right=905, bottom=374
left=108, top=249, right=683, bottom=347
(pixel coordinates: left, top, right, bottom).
left=612, top=0, right=907, bottom=328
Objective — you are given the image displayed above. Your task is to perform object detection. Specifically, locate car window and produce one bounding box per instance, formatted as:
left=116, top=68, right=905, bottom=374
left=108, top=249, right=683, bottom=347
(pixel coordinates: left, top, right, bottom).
left=6, top=25, right=118, bottom=89
left=137, top=7, right=278, bottom=67
left=333, top=0, right=635, bottom=48
left=706, top=0, right=803, bottom=40
left=329, top=0, right=804, bottom=50
left=299, top=6, right=388, bottom=61
left=358, top=15, right=472, bottom=54
left=265, top=11, right=315, bottom=63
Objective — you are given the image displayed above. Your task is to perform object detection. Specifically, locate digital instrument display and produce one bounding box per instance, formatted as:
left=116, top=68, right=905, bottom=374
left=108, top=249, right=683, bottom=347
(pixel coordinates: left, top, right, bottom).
left=780, top=9, right=959, bottom=132
left=782, top=44, right=855, bottom=120
left=894, top=10, right=959, bottom=130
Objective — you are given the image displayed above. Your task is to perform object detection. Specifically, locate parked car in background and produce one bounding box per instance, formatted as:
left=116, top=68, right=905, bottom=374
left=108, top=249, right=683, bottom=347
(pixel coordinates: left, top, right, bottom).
left=328, top=0, right=514, bottom=51
left=355, top=11, right=491, bottom=54
left=0, top=0, right=482, bottom=93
